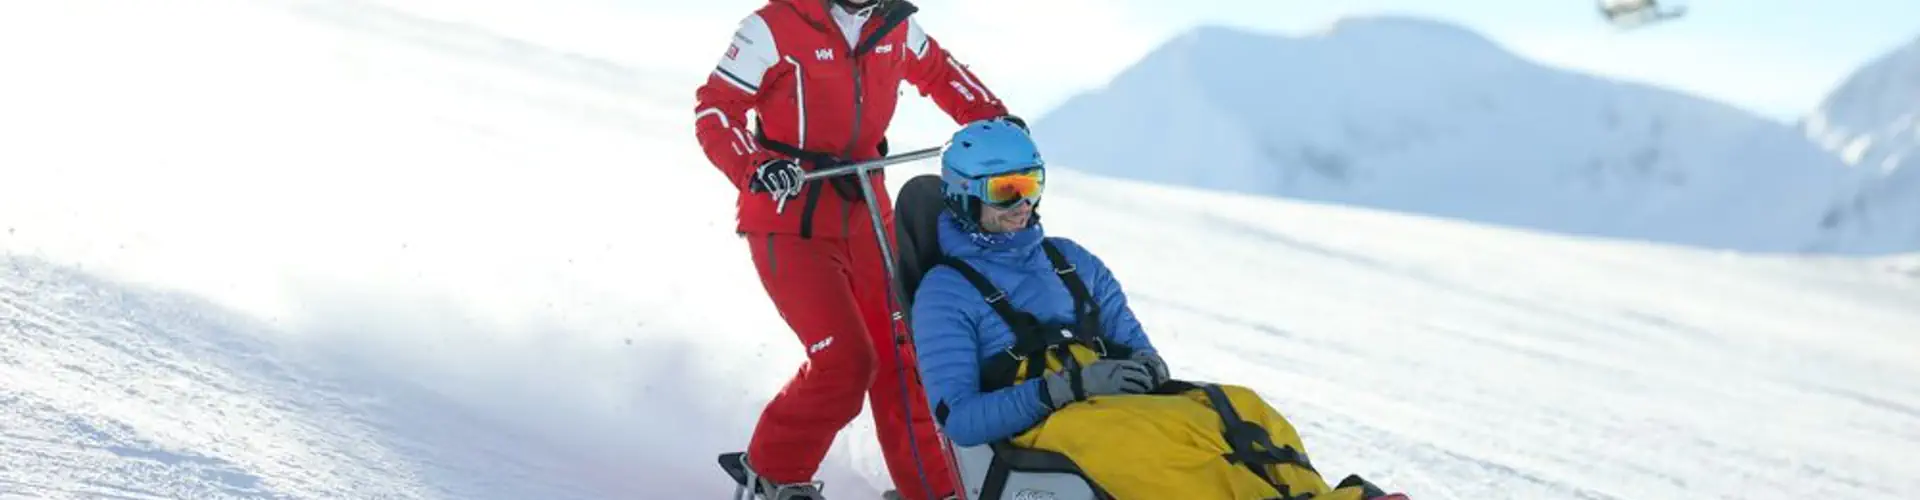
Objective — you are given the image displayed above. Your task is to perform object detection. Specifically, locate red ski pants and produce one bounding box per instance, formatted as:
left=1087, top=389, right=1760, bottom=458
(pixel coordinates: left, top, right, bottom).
left=743, top=230, right=954, bottom=500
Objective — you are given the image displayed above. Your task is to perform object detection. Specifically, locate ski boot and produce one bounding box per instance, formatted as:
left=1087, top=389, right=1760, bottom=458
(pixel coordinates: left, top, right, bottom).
left=718, top=452, right=828, bottom=500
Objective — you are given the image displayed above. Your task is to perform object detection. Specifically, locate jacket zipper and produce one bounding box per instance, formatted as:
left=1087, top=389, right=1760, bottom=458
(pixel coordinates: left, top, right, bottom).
left=838, top=11, right=868, bottom=238
left=849, top=67, right=864, bottom=159
left=842, top=15, right=866, bottom=161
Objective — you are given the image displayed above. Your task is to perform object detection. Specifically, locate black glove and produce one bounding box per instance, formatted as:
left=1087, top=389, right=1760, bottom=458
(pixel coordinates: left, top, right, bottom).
left=748, top=158, right=804, bottom=200
left=1038, top=359, right=1155, bottom=410
left=751, top=156, right=869, bottom=203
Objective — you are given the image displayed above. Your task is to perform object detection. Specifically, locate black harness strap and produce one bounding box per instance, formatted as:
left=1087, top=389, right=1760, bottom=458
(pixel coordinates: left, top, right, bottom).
left=1196, top=384, right=1318, bottom=499
left=753, top=127, right=836, bottom=164
left=1041, top=241, right=1101, bottom=337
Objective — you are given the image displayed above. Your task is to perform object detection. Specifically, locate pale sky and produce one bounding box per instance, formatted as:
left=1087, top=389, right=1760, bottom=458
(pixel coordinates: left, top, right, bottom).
left=380, top=0, right=1920, bottom=149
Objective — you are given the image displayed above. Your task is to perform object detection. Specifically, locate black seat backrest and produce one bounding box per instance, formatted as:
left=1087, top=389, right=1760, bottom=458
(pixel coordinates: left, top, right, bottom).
left=892, top=174, right=950, bottom=315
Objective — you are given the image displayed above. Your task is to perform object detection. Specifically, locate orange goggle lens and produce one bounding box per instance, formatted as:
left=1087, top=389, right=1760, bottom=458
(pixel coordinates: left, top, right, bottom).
left=982, top=168, right=1044, bottom=207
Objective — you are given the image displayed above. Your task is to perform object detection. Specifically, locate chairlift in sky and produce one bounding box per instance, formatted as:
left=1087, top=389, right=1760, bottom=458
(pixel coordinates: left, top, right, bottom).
left=1598, top=0, right=1687, bottom=29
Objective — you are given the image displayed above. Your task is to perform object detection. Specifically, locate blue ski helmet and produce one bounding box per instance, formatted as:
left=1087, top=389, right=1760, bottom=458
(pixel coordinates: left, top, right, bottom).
left=940, top=118, right=1045, bottom=230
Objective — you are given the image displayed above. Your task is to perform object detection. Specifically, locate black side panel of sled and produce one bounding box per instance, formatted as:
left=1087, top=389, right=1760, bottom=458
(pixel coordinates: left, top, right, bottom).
left=719, top=452, right=751, bottom=486
left=893, top=174, right=948, bottom=315
left=718, top=452, right=742, bottom=476
left=722, top=451, right=786, bottom=498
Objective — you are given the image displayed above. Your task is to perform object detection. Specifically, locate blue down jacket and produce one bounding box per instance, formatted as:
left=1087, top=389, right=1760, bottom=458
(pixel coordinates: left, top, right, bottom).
left=910, top=211, right=1157, bottom=446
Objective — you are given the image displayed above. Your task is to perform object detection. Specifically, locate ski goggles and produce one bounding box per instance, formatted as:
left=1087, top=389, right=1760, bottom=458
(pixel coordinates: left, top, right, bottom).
left=976, top=167, right=1045, bottom=208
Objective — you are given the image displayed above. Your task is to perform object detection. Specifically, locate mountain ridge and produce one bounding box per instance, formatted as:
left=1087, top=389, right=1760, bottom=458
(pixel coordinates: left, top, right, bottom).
left=1033, top=16, right=1890, bottom=254
left=1802, top=32, right=1920, bottom=252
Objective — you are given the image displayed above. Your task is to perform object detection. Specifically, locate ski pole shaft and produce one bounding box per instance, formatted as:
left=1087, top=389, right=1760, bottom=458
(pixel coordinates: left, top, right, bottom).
left=775, top=146, right=943, bottom=214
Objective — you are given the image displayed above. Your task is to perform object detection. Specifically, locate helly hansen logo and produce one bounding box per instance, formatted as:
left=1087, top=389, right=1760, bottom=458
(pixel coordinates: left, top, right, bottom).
left=809, top=336, right=834, bottom=354
left=874, top=44, right=893, bottom=54
left=815, top=48, right=835, bottom=61
left=725, top=44, right=740, bottom=60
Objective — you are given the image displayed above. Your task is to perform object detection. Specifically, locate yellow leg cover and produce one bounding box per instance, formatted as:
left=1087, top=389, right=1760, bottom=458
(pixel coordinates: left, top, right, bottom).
left=1009, top=384, right=1359, bottom=500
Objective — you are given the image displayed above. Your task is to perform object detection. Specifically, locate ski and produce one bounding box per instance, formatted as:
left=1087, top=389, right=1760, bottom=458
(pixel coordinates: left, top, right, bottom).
left=723, top=452, right=900, bottom=499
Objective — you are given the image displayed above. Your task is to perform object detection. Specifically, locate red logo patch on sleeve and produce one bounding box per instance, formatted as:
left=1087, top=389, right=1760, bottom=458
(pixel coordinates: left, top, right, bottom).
left=725, top=44, right=741, bottom=60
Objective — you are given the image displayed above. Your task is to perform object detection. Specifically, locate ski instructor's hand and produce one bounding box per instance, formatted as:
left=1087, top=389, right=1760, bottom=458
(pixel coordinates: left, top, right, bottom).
left=749, top=158, right=805, bottom=201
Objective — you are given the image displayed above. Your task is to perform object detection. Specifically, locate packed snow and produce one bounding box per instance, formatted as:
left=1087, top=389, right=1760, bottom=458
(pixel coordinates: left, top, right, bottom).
left=1032, top=18, right=1893, bottom=254
left=3, top=1, right=1918, bottom=499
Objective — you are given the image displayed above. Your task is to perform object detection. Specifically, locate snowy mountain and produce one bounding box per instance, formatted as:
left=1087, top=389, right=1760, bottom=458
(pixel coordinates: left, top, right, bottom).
left=1803, top=33, right=1920, bottom=253
left=4, top=1, right=1919, bottom=499
left=1032, top=17, right=1875, bottom=254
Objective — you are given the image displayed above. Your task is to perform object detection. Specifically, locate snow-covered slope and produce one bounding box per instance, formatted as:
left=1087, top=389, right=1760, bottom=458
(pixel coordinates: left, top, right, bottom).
left=5, top=1, right=1920, bottom=499
left=1033, top=17, right=1874, bottom=254
left=1803, top=34, right=1920, bottom=253
left=2, top=1, right=869, bottom=497
left=0, top=256, right=626, bottom=499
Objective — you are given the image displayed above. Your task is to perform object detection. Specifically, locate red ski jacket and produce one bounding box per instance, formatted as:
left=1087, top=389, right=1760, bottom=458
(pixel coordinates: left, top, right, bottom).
left=694, top=0, right=1010, bottom=239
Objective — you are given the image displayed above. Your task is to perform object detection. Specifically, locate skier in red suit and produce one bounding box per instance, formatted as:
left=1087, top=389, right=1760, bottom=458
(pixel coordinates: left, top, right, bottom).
left=692, top=0, right=1020, bottom=498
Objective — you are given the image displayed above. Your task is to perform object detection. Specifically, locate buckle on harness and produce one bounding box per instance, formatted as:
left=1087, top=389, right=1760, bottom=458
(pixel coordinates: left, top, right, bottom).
left=1059, top=327, right=1107, bottom=357
left=1008, top=331, right=1106, bottom=363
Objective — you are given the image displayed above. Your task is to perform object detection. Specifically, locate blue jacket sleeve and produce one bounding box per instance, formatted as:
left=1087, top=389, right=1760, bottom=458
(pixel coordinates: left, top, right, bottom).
left=1051, top=238, right=1156, bottom=355
left=911, top=268, right=1053, bottom=447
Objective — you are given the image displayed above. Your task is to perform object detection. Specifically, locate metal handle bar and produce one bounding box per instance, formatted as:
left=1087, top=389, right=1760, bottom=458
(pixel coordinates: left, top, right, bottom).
left=776, top=145, right=943, bottom=213
left=804, top=146, right=943, bottom=181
